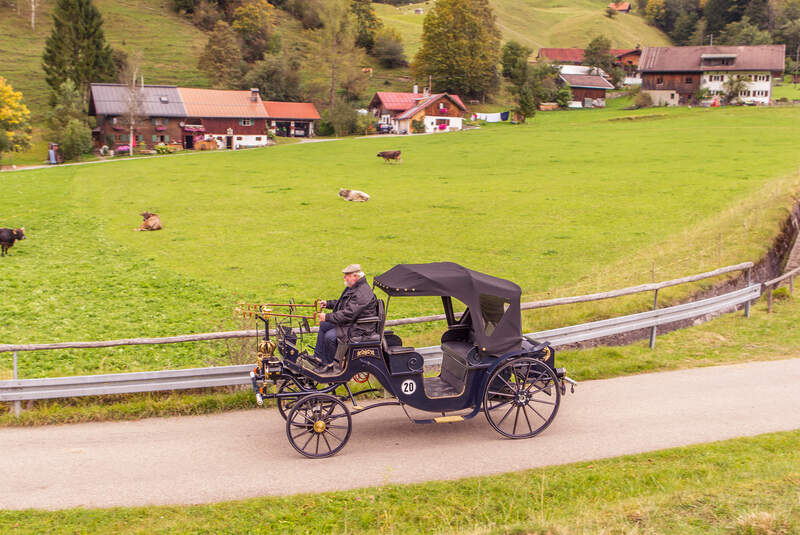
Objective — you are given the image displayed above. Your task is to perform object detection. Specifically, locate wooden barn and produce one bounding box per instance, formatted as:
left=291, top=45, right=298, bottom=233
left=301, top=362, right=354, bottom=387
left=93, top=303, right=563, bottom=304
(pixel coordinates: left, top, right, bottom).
left=89, top=83, right=186, bottom=151
left=178, top=87, right=269, bottom=149
left=558, top=71, right=615, bottom=104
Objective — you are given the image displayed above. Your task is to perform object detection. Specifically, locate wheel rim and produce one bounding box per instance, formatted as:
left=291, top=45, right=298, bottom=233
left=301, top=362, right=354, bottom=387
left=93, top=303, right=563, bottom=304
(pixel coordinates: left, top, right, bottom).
left=286, top=394, right=352, bottom=458
left=484, top=358, right=560, bottom=439
left=276, top=378, right=316, bottom=420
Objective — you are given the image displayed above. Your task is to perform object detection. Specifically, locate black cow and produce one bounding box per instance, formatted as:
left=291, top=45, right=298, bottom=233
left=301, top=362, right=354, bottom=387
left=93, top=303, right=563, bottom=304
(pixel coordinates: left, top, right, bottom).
left=0, top=227, right=26, bottom=257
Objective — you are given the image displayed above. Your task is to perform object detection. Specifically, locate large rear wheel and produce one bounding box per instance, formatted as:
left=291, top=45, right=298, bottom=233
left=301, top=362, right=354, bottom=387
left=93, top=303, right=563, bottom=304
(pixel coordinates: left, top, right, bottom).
left=484, top=357, right=560, bottom=439
left=285, top=393, right=352, bottom=458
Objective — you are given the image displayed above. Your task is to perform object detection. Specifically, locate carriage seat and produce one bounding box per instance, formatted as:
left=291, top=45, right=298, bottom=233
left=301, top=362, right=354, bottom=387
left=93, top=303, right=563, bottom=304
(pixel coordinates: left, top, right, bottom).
left=384, top=345, right=414, bottom=355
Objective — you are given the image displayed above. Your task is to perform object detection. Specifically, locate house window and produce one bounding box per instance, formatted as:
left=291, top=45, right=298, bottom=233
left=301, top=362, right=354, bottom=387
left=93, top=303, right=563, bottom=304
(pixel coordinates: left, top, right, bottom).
left=380, top=114, right=391, bottom=124
left=113, top=134, right=124, bottom=142
left=255, top=136, right=262, bottom=141
left=656, top=76, right=664, bottom=85
left=239, top=119, right=253, bottom=126
left=236, top=136, right=243, bottom=140
left=152, top=118, right=168, bottom=126
left=670, top=93, right=675, bottom=99
left=435, top=118, right=449, bottom=125
left=685, top=76, right=693, bottom=84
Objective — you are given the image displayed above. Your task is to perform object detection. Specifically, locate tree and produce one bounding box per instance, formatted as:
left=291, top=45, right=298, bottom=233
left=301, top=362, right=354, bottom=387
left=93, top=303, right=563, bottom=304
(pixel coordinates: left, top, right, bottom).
left=776, top=19, right=800, bottom=58
left=501, top=41, right=532, bottom=86
left=307, top=0, right=367, bottom=109
left=0, top=77, right=32, bottom=162
left=413, top=0, right=501, bottom=100
left=372, top=27, right=407, bottom=68
left=46, top=79, right=86, bottom=141
left=241, top=53, right=302, bottom=101
left=584, top=36, right=616, bottom=75
left=351, top=0, right=382, bottom=50
left=59, top=118, right=94, bottom=160
left=646, top=0, right=668, bottom=26
left=636, top=0, right=649, bottom=12
left=723, top=74, right=747, bottom=103
left=671, top=10, right=699, bottom=43
left=118, top=52, right=146, bottom=156
left=704, top=0, right=748, bottom=33
left=41, top=0, right=116, bottom=99
left=719, top=16, right=772, bottom=43
left=515, top=83, right=537, bottom=122
left=198, top=21, right=244, bottom=87
left=606, top=5, right=618, bottom=17
left=232, top=0, right=278, bottom=62
left=688, top=17, right=708, bottom=44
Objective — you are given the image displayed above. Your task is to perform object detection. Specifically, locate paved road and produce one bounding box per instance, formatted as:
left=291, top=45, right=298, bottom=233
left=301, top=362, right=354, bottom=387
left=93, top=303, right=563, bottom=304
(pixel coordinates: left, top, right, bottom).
left=2, top=359, right=799, bottom=510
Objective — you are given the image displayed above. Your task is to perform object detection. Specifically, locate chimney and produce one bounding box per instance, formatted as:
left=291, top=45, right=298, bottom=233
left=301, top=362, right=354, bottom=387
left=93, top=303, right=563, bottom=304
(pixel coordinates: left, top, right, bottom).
left=413, top=83, right=419, bottom=94
left=250, top=88, right=260, bottom=102
left=423, top=86, right=430, bottom=98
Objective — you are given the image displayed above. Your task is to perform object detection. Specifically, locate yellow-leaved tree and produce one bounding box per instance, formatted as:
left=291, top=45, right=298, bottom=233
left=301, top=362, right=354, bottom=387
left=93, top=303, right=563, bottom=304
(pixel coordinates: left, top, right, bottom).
left=0, top=77, right=32, bottom=162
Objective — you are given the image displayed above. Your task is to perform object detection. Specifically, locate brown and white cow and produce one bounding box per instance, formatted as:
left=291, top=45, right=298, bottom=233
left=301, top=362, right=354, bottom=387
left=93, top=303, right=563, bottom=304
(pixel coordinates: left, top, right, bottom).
left=134, top=212, right=163, bottom=231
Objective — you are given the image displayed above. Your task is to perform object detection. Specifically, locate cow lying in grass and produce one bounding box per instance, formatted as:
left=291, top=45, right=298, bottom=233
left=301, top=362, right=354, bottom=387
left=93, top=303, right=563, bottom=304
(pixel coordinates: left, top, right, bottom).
left=134, top=212, right=163, bottom=231
left=377, top=150, right=401, bottom=163
left=339, top=189, right=370, bottom=202
left=0, top=227, right=25, bottom=257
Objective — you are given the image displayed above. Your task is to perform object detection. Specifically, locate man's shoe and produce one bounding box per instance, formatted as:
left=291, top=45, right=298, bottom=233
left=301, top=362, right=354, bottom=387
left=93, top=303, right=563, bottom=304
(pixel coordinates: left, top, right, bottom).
left=314, top=362, right=335, bottom=374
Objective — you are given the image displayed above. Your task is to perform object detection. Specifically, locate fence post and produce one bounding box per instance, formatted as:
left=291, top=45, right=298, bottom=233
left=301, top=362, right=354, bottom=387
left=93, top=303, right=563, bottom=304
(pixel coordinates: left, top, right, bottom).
left=649, top=289, right=659, bottom=349
left=790, top=275, right=794, bottom=295
left=13, top=351, right=21, bottom=417
left=745, top=267, right=752, bottom=318
left=767, top=284, right=774, bottom=313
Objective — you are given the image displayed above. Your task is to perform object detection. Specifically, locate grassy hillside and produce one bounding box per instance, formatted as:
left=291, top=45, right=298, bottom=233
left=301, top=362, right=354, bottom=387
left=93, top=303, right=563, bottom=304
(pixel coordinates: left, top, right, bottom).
left=376, top=0, right=672, bottom=57
left=1, top=105, right=799, bottom=378
left=0, top=0, right=210, bottom=121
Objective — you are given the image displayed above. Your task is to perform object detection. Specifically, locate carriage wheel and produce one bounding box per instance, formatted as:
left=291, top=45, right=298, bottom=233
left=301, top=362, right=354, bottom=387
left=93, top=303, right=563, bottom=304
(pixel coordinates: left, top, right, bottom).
left=285, top=393, right=352, bottom=458
left=276, top=378, right=316, bottom=421
left=484, top=357, right=560, bottom=439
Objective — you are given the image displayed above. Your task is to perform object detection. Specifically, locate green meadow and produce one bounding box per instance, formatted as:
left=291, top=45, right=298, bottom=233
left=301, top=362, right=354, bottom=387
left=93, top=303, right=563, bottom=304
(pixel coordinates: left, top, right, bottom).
left=1, top=105, right=800, bottom=379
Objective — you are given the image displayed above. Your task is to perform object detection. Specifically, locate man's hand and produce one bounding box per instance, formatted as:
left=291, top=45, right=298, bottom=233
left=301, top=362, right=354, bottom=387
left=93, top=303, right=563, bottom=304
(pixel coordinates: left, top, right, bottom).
left=319, top=300, right=326, bottom=308
left=318, top=312, right=326, bottom=322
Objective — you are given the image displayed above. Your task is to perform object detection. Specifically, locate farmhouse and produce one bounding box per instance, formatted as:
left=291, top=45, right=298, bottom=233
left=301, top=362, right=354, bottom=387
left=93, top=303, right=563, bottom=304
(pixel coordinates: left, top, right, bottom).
left=536, top=47, right=642, bottom=84
left=557, top=66, right=615, bottom=106
left=368, top=90, right=468, bottom=134
left=608, top=2, right=631, bottom=12
left=638, top=45, right=785, bottom=106
left=179, top=87, right=269, bottom=149
left=89, top=83, right=187, bottom=150
left=263, top=101, right=320, bottom=138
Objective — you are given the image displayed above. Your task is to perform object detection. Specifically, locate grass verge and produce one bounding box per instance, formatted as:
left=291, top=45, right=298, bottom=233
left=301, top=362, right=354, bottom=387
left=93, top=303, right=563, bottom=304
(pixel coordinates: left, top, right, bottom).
left=1, top=429, right=798, bottom=534
left=3, top=295, right=799, bottom=426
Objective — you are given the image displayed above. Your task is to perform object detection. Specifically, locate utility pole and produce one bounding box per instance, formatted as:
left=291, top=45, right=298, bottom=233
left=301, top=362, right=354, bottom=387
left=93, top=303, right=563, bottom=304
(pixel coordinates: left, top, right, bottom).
left=30, top=0, right=35, bottom=30
left=795, top=44, right=799, bottom=88
left=709, top=34, right=713, bottom=46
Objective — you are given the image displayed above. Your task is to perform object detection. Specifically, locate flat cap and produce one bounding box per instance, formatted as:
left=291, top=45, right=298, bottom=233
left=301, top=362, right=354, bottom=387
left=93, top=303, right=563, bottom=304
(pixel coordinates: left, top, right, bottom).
left=342, top=263, right=362, bottom=274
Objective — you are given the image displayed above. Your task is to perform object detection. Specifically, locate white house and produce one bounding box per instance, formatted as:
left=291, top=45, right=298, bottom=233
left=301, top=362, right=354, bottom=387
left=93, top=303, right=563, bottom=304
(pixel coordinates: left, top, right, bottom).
left=368, top=90, right=469, bottom=134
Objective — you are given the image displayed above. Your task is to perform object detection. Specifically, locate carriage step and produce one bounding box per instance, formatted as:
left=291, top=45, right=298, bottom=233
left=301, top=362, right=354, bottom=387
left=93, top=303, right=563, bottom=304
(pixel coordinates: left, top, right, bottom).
left=434, top=415, right=464, bottom=424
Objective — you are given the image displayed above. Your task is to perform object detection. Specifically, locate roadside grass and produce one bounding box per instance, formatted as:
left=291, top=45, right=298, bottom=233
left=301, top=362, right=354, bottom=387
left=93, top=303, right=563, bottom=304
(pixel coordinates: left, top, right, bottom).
left=2, top=105, right=800, bottom=379
left=773, top=76, right=800, bottom=100
left=3, top=296, right=798, bottom=426
left=0, top=0, right=209, bottom=122
left=1, top=429, right=797, bottom=534
left=375, top=0, right=672, bottom=57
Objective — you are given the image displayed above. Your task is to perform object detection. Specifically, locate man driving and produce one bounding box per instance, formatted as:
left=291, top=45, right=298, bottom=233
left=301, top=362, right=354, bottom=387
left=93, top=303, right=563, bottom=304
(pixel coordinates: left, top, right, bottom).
left=312, top=264, right=378, bottom=371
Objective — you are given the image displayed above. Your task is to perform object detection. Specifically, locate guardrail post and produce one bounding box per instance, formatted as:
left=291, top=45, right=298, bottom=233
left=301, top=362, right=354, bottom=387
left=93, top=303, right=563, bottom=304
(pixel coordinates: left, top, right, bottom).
left=745, top=267, right=752, bottom=318
left=790, top=275, right=794, bottom=296
left=649, top=289, right=659, bottom=349
left=13, top=351, right=21, bottom=417
left=767, top=284, right=774, bottom=313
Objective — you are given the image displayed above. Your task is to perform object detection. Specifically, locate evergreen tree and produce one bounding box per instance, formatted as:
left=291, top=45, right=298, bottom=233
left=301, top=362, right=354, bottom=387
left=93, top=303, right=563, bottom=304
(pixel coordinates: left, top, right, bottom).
left=719, top=16, right=772, bottom=43
left=351, top=0, right=382, bottom=50
left=413, top=0, right=501, bottom=100
left=671, top=10, right=699, bottom=44
left=198, top=21, right=244, bottom=87
left=41, top=0, right=116, bottom=98
left=372, top=28, right=407, bottom=68
left=704, top=0, right=747, bottom=34
left=46, top=79, right=87, bottom=142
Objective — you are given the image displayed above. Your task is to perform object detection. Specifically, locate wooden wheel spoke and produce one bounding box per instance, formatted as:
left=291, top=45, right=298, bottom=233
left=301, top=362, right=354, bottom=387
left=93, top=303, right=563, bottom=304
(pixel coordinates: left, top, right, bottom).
left=301, top=432, right=315, bottom=450
left=530, top=398, right=556, bottom=406
left=324, top=428, right=343, bottom=443
left=489, top=399, right=513, bottom=412
left=522, top=405, right=534, bottom=434
left=497, top=375, right=517, bottom=392
left=488, top=390, right=514, bottom=398
left=529, top=404, right=548, bottom=422
left=496, top=403, right=515, bottom=426
left=512, top=406, right=521, bottom=435
left=321, top=432, right=333, bottom=452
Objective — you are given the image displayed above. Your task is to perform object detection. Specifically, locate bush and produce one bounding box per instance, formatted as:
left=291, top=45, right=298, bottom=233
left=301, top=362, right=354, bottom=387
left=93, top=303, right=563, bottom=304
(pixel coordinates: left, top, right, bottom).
left=411, top=119, right=425, bottom=133
left=634, top=91, right=653, bottom=108
left=372, top=28, right=407, bottom=68
left=60, top=119, right=93, bottom=160
left=605, top=6, right=617, bottom=17
left=154, top=143, right=171, bottom=155
left=327, top=101, right=359, bottom=136
left=192, top=0, right=221, bottom=30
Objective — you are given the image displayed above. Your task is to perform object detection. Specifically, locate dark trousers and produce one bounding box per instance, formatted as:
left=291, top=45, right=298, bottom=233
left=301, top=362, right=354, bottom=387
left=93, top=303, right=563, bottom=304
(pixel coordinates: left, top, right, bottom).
left=313, top=321, right=338, bottom=365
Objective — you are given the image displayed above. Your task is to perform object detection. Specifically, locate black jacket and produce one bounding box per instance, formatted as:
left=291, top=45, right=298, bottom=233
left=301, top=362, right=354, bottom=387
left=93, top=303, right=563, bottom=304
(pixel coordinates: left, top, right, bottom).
left=325, top=276, right=379, bottom=343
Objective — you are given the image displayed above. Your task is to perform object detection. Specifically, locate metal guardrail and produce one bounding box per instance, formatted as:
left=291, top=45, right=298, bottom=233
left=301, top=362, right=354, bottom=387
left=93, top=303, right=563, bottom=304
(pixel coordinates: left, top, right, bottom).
left=762, top=266, right=799, bottom=313
left=0, top=284, right=762, bottom=403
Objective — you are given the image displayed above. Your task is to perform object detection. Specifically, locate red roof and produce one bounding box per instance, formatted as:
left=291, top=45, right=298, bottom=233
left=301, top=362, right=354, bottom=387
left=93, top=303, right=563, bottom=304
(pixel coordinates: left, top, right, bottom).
left=538, top=48, right=638, bottom=64
left=263, top=101, right=320, bottom=120
left=179, top=88, right=268, bottom=118
left=609, top=2, right=631, bottom=10
left=372, top=91, right=466, bottom=112
left=639, top=45, right=786, bottom=73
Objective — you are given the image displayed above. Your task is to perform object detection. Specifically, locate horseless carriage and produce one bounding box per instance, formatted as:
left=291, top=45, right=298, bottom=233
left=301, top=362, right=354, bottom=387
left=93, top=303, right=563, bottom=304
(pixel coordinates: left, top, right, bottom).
left=245, top=262, right=576, bottom=458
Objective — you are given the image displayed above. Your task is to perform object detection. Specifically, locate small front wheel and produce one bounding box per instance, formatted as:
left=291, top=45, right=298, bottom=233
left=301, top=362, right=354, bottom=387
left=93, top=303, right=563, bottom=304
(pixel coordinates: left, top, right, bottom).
left=286, top=393, right=352, bottom=458
left=276, top=377, right=317, bottom=420
left=484, top=357, right=560, bottom=439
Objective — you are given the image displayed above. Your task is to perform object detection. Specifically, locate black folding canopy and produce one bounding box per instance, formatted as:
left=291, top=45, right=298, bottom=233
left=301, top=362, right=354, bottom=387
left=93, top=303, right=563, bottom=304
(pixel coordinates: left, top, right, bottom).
left=374, top=262, right=523, bottom=355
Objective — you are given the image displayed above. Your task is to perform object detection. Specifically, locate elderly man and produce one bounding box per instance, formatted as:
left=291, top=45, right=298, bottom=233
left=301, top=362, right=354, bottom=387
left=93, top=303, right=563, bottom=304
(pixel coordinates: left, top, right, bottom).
left=312, top=264, right=378, bottom=371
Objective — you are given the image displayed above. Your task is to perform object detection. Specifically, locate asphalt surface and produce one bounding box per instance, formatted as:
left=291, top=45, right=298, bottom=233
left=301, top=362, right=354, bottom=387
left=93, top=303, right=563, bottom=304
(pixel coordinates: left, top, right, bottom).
left=2, top=358, right=799, bottom=510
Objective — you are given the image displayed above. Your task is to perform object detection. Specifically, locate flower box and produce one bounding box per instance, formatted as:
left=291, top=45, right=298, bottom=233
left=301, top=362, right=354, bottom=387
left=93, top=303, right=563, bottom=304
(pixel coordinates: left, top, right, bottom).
left=155, top=125, right=167, bottom=131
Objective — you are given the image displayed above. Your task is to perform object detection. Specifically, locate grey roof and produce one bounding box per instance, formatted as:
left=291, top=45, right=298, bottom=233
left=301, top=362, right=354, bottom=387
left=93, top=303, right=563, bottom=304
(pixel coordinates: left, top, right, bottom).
left=89, top=83, right=187, bottom=117
left=639, top=45, right=785, bottom=73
